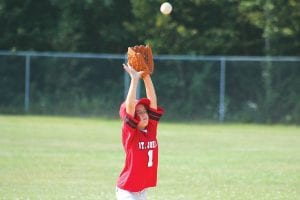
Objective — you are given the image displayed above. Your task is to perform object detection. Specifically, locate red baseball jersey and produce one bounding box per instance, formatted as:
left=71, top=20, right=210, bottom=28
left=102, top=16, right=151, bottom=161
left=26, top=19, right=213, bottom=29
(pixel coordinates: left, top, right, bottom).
left=117, top=102, right=164, bottom=192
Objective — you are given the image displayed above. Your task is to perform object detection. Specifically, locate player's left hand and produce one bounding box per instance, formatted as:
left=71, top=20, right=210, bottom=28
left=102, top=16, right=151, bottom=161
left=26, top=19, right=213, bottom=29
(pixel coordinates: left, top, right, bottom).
left=123, top=63, right=144, bottom=80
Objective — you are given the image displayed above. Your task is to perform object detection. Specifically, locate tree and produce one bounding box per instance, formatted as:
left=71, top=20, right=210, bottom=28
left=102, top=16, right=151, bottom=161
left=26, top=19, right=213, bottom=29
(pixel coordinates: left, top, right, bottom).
left=239, top=0, right=300, bottom=56
left=52, top=0, right=133, bottom=53
left=0, top=0, right=60, bottom=51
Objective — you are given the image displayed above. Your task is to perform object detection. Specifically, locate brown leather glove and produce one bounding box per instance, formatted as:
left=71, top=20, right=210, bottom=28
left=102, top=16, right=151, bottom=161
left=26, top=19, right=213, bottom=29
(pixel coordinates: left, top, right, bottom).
left=127, top=45, right=154, bottom=78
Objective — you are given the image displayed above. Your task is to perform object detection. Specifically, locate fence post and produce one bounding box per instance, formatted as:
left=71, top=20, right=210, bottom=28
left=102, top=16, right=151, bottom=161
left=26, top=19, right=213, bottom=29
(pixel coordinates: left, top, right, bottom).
left=24, top=55, right=31, bottom=112
left=219, top=57, right=226, bottom=122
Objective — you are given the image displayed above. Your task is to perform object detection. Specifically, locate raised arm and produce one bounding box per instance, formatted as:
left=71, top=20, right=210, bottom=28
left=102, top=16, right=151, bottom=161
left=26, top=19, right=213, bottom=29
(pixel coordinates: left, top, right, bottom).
left=143, top=74, right=157, bottom=110
left=123, top=64, right=142, bottom=116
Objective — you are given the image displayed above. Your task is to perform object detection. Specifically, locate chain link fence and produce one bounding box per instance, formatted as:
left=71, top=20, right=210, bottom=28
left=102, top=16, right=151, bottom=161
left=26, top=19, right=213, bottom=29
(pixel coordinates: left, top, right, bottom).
left=1, top=51, right=299, bottom=123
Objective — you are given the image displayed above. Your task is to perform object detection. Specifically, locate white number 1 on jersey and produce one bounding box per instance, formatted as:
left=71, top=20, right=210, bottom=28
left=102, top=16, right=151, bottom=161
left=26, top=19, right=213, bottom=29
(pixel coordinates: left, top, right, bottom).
left=147, top=150, right=153, bottom=167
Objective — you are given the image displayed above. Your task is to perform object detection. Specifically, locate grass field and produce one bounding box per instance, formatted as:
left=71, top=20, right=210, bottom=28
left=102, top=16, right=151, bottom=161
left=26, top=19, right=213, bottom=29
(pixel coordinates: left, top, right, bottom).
left=0, top=115, right=299, bottom=200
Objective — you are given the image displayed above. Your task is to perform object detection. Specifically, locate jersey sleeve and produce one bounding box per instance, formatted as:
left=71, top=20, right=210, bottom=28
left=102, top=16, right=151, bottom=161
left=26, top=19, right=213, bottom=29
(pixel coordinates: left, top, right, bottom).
left=148, top=106, right=164, bottom=122
left=147, top=106, right=164, bottom=137
left=121, top=113, right=139, bottom=149
left=124, top=113, right=139, bottom=130
left=119, top=101, right=139, bottom=129
left=148, top=106, right=164, bottom=124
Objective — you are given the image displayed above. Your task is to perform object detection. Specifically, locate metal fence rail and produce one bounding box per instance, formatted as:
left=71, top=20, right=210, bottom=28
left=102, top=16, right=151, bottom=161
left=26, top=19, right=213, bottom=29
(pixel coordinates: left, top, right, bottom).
left=1, top=50, right=299, bottom=122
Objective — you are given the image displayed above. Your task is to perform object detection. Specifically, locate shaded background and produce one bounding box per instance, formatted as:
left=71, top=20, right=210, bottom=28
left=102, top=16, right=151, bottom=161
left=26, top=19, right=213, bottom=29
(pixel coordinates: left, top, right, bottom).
left=0, top=0, right=299, bottom=124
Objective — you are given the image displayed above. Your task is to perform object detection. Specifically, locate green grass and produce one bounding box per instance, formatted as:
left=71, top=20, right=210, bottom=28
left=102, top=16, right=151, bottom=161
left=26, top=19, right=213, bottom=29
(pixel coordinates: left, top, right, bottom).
left=0, top=115, right=299, bottom=200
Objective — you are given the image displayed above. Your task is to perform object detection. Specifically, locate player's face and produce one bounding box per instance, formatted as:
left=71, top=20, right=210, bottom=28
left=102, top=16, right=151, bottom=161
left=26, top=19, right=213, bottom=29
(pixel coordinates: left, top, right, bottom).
left=136, top=104, right=149, bottom=129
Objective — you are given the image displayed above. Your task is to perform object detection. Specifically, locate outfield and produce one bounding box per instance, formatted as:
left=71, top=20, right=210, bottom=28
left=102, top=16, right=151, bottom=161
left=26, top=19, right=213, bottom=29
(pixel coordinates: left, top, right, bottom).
left=0, top=115, right=299, bottom=200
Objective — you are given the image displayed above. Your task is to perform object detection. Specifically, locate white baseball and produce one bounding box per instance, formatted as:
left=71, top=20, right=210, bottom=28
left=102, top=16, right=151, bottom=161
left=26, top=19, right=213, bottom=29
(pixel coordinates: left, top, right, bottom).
left=160, top=2, right=172, bottom=15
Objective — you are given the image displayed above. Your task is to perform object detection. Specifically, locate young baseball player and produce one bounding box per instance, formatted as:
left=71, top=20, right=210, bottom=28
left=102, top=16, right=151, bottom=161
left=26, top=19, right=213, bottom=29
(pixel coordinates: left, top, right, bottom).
left=116, top=63, right=164, bottom=200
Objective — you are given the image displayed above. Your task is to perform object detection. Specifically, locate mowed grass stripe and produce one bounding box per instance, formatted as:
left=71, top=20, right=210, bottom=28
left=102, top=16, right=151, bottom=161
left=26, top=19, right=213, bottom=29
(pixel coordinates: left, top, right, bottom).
left=0, top=115, right=299, bottom=199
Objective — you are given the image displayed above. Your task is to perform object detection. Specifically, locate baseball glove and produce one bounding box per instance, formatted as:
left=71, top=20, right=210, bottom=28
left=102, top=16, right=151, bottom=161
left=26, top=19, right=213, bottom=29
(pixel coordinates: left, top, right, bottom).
left=127, top=45, right=154, bottom=78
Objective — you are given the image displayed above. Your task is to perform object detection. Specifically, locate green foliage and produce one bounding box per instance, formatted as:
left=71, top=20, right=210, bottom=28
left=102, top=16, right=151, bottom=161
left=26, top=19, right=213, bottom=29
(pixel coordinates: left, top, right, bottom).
left=1, top=0, right=299, bottom=55
left=239, top=0, right=300, bottom=55
left=0, top=0, right=60, bottom=51
left=0, top=0, right=299, bottom=123
left=0, top=55, right=25, bottom=113
left=27, top=57, right=124, bottom=116
left=51, top=0, right=133, bottom=53
left=152, top=60, right=220, bottom=120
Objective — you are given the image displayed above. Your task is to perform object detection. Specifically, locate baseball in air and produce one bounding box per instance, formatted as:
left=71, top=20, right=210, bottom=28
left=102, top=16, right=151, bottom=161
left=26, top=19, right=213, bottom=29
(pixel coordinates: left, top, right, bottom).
left=160, top=2, right=172, bottom=15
